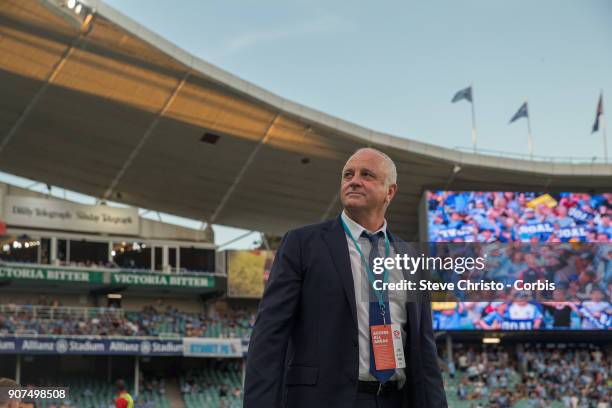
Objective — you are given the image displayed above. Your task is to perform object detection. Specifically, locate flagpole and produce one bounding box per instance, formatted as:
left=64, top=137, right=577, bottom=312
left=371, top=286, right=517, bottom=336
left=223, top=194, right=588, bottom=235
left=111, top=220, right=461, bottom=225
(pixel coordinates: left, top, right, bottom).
left=526, top=100, right=533, bottom=158
left=602, top=113, right=608, bottom=164
left=470, top=83, right=477, bottom=153
left=601, top=91, right=608, bottom=163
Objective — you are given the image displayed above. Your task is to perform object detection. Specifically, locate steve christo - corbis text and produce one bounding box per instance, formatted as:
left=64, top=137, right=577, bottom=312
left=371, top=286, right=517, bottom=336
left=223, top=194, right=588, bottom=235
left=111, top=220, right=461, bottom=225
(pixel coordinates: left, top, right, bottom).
left=370, top=254, right=556, bottom=293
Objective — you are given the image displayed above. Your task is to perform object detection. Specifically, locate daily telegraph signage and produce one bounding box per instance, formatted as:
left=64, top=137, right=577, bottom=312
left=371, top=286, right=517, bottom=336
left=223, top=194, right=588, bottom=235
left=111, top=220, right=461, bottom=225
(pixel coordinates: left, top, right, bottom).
left=0, top=337, right=183, bottom=356
left=4, top=196, right=139, bottom=235
left=0, top=265, right=104, bottom=283
left=0, top=264, right=214, bottom=289
left=110, top=272, right=214, bottom=288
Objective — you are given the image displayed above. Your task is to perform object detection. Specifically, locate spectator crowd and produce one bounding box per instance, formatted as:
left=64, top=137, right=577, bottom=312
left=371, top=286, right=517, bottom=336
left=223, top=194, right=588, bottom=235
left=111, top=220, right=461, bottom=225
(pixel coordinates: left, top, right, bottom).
left=445, top=344, right=610, bottom=407
left=0, top=301, right=256, bottom=338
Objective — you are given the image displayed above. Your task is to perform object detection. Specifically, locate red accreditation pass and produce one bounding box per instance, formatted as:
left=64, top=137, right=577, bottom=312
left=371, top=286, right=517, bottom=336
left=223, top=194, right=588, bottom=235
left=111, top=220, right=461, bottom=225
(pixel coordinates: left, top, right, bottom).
left=370, top=324, right=406, bottom=370
left=370, top=325, right=396, bottom=370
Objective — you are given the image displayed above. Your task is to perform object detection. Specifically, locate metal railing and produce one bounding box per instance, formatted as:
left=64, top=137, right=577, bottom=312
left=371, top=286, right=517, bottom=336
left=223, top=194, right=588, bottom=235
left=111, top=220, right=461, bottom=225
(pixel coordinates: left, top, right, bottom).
left=0, top=333, right=177, bottom=340
left=0, top=304, right=124, bottom=320
left=453, top=146, right=610, bottom=164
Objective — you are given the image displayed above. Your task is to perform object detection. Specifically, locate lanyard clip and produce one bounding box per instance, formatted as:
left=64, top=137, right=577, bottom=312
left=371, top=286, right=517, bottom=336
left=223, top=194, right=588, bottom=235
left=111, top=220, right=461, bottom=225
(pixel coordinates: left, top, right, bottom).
left=377, top=383, right=383, bottom=396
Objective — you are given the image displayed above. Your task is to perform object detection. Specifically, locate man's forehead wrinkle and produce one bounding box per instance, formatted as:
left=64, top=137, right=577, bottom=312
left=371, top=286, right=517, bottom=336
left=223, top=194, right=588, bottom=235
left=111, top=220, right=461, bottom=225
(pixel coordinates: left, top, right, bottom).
left=341, top=164, right=381, bottom=176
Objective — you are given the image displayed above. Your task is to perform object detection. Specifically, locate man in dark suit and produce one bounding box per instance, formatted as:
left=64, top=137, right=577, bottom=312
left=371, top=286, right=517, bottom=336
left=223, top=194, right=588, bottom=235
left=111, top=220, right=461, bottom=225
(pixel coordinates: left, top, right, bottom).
left=244, top=148, right=447, bottom=408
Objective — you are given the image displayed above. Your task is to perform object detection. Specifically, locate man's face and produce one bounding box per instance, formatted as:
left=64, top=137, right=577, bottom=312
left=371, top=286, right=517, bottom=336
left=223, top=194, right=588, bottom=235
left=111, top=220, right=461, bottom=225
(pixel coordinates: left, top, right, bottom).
left=340, top=150, right=396, bottom=213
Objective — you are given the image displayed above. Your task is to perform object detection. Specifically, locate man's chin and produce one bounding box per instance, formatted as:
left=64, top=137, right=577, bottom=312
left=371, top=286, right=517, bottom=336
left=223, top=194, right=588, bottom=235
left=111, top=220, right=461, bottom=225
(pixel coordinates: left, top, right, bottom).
left=343, top=201, right=369, bottom=212
left=343, top=193, right=367, bottom=202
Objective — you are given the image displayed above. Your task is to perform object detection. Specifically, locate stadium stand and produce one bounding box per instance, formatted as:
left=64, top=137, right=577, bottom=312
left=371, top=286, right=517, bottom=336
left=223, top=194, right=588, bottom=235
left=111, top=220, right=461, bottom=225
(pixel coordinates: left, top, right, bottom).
left=442, top=344, right=610, bottom=408
left=20, top=376, right=170, bottom=408
left=0, top=303, right=256, bottom=338
left=180, top=360, right=243, bottom=408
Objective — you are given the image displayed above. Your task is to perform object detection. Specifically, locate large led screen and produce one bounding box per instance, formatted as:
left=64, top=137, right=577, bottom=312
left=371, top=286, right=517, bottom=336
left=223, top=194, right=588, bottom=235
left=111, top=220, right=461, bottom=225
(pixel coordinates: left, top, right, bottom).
left=426, top=191, right=611, bottom=330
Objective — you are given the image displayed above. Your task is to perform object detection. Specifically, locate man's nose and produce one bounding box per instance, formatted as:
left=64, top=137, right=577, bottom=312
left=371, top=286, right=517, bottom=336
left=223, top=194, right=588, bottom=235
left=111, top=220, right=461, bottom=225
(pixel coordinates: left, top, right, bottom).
left=347, top=178, right=362, bottom=189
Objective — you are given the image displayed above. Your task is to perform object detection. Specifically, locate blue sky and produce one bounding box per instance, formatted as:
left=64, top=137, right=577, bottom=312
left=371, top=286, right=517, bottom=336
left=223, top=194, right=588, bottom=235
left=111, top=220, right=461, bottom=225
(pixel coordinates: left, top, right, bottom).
left=4, top=0, right=612, bottom=247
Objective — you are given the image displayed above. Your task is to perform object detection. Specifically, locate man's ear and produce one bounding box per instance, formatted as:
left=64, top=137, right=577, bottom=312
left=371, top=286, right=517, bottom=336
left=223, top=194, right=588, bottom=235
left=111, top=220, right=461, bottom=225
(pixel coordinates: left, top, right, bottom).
left=386, top=184, right=398, bottom=204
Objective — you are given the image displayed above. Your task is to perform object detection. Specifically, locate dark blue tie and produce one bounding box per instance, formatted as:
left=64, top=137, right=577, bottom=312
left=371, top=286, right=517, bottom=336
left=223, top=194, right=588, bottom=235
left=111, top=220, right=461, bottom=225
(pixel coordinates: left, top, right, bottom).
left=362, top=231, right=394, bottom=384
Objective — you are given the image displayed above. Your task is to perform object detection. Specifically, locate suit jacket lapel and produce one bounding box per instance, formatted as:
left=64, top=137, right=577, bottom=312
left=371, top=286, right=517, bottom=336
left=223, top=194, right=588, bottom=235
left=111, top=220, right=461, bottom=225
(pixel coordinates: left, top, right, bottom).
left=322, top=215, right=358, bottom=329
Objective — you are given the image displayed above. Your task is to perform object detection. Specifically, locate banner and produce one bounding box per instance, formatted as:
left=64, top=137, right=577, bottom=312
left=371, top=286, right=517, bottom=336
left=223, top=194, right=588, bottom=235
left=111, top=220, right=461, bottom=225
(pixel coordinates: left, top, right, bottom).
left=0, top=337, right=182, bottom=356
left=110, top=272, right=214, bottom=288
left=436, top=226, right=475, bottom=240
left=517, top=222, right=554, bottom=236
left=4, top=196, right=139, bottom=235
left=0, top=265, right=104, bottom=284
left=0, top=264, right=214, bottom=289
left=183, top=337, right=242, bottom=358
left=567, top=207, right=594, bottom=223
left=227, top=250, right=275, bottom=298
left=558, top=227, right=588, bottom=240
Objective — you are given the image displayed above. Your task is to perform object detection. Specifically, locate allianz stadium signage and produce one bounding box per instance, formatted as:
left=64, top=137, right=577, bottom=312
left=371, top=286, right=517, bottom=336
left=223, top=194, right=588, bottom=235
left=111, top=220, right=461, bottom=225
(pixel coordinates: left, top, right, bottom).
left=0, top=337, right=183, bottom=356
left=0, top=336, right=247, bottom=357
left=0, top=264, right=214, bottom=289
left=3, top=196, right=139, bottom=235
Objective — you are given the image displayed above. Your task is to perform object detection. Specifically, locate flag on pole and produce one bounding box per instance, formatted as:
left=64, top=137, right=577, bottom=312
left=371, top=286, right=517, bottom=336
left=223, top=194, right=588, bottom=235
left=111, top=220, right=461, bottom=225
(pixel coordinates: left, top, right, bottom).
left=509, top=102, right=529, bottom=123
left=592, top=93, right=604, bottom=133
left=451, top=86, right=472, bottom=103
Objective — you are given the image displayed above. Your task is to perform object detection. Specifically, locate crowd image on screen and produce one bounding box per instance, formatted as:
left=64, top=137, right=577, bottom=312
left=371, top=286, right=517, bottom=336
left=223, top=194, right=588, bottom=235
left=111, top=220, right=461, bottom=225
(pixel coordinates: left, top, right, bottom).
left=427, top=191, right=612, bottom=330
left=427, top=191, right=612, bottom=243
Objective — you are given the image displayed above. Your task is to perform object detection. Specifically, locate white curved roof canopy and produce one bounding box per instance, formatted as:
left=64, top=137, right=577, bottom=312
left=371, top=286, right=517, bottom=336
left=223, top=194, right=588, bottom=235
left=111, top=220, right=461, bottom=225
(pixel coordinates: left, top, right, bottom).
left=0, top=0, right=610, bottom=239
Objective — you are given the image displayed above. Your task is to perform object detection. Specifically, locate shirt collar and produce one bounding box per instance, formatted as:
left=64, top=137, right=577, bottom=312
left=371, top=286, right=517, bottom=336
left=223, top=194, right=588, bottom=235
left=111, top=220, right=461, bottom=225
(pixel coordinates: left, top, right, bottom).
left=341, top=210, right=387, bottom=240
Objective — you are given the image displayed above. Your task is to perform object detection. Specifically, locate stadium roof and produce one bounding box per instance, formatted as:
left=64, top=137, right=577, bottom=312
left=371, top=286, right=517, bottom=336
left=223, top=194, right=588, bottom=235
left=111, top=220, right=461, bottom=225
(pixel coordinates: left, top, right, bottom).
left=1, top=0, right=611, bottom=240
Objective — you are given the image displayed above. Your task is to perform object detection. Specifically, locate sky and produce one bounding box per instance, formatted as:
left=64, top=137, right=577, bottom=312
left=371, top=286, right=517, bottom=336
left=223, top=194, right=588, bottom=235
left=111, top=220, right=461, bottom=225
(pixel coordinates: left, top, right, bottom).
left=4, top=0, right=612, bottom=248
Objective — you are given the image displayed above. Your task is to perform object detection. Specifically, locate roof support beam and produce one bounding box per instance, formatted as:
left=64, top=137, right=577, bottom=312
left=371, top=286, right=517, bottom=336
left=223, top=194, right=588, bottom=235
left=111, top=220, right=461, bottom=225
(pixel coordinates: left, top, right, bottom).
left=321, top=192, right=340, bottom=221
left=102, top=72, right=190, bottom=201
left=208, top=113, right=280, bottom=224
left=0, top=32, right=86, bottom=157
left=217, top=230, right=257, bottom=250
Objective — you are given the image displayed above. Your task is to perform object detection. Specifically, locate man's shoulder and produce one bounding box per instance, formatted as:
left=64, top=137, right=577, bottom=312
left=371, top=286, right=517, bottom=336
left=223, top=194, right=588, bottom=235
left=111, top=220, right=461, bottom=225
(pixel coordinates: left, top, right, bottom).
left=285, top=218, right=337, bottom=239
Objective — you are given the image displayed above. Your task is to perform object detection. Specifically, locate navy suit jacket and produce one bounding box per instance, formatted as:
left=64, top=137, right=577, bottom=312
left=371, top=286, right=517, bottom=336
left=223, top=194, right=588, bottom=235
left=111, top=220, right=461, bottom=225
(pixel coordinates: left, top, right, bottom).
left=244, top=215, right=447, bottom=408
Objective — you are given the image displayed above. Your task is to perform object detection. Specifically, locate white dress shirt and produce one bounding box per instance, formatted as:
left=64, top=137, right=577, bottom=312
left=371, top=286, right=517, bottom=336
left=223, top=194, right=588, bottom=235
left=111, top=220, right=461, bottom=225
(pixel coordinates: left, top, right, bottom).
left=340, top=211, right=407, bottom=385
